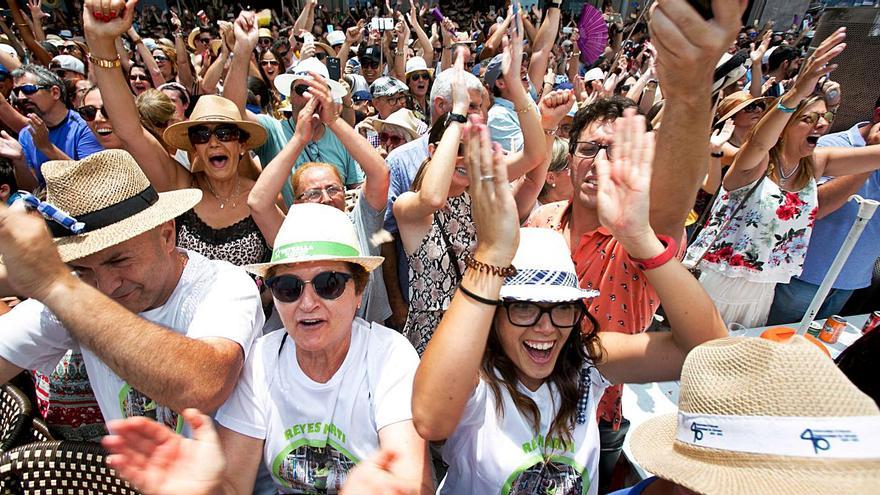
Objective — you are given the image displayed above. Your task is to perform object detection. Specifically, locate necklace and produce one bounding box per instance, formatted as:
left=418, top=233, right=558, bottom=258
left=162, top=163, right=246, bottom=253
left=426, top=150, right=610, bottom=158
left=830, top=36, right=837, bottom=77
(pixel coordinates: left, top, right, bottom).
left=203, top=175, right=241, bottom=209
left=779, top=162, right=799, bottom=182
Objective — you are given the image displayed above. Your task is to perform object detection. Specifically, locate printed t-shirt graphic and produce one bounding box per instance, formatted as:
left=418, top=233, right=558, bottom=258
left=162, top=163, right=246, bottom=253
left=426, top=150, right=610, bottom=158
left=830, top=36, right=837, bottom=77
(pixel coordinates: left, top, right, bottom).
left=119, top=384, right=182, bottom=433
left=273, top=427, right=357, bottom=492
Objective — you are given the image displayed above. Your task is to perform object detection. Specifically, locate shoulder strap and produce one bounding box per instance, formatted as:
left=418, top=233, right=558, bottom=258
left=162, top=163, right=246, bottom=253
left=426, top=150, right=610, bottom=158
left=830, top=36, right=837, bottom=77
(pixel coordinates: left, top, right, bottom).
left=433, top=211, right=463, bottom=283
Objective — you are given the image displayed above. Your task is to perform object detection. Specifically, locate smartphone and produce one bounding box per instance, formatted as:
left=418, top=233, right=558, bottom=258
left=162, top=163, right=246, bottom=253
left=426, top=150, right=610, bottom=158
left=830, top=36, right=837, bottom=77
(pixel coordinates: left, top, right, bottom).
left=562, top=26, right=573, bottom=34
left=371, top=17, right=381, bottom=31
left=686, top=0, right=713, bottom=20
left=327, top=57, right=341, bottom=81
left=382, top=18, right=395, bottom=31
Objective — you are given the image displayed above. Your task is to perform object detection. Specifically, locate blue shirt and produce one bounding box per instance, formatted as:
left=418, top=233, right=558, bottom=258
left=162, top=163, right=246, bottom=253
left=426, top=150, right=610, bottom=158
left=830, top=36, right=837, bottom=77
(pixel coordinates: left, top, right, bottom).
left=254, top=114, right=366, bottom=206
left=487, top=97, right=524, bottom=153
left=797, top=122, right=880, bottom=289
left=19, top=110, right=103, bottom=186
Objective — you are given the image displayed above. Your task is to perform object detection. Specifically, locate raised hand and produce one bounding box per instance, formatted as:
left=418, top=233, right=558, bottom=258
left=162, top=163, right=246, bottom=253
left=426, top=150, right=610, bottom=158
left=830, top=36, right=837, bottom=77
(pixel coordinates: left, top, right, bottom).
left=28, top=0, right=47, bottom=19
left=596, top=108, right=655, bottom=244
left=295, top=94, right=320, bottom=143
left=346, top=20, right=364, bottom=45
left=170, top=10, right=181, bottom=31
left=538, top=89, right=574, bottom=130
left=302, top=73, right=338, bottom=123
left=233, top=10, right=259, bottom=52
left=27, top=114, right=52, bottom=154
left=0, top=130, right=24, bottom=162
left=709, top=119, right=735, bottom=153
left=790, top=27, right=846, bottom=100
left=103, top=409, right=224, bottom=495
left=451, top=46, right=470, bottom=114
left=749, top=30, right=771, bottom=66
left=466, top=115, right=519, bottom=267
left=82, top=0, right=138, bottom=40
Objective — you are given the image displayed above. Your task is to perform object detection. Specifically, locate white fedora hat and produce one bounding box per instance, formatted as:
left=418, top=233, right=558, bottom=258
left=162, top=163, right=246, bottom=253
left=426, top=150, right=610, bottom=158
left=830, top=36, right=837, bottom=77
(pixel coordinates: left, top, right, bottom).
left=244, top=203, right=383, bottom=278
left=405, top=56, right=434, bottom=79
left=500, top=228, right=599, bottom=303
left=274, top=57, right=347, bottom=99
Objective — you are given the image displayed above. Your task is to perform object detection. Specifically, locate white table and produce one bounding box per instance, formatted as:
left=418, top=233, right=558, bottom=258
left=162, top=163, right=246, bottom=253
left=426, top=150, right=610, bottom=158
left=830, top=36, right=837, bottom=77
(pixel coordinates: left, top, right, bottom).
left=620, top=314, right=869, bottom=480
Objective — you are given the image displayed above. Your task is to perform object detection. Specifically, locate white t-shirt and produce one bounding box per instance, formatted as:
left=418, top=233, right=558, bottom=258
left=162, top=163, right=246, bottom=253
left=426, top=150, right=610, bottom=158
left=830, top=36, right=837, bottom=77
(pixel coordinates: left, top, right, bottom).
left=0, top=249, right=264, bottom=433
left=216, top=318, right=418, bottom=494
left=440, top=364, right=609, bottom=495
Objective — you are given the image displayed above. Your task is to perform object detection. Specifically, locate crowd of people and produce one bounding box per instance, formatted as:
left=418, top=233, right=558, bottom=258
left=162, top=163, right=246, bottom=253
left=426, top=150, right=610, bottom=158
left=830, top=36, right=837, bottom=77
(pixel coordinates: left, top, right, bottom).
left=0, top=0, right=878, bottom=493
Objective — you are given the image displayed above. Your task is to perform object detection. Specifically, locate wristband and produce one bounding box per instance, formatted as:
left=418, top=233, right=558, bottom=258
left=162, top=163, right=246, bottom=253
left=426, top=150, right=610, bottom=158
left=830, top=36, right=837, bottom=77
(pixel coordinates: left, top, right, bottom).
left=459, top=284, right=502, bottom=306
left=88, top=54, right=122, bottom=69
left=776, top=101, right=797, bottom=113
left=627, top=234, right=677, bottom=271
left=711, top=151, right=724, bottom=158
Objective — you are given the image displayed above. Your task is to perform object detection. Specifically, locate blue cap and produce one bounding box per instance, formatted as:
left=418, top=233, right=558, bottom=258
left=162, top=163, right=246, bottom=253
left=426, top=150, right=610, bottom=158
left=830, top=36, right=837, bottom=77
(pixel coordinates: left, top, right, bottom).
left=554, top=82, right=574, bottom=91
left=352, top=90, right=372, bottom=102
left=0, top=64, right=8, bottom=77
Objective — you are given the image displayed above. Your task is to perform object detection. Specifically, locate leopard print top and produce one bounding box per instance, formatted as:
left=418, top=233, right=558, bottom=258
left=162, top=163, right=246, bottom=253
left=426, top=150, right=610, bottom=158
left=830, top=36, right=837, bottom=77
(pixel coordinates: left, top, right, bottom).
left=176, top=209, right=271, bottom=267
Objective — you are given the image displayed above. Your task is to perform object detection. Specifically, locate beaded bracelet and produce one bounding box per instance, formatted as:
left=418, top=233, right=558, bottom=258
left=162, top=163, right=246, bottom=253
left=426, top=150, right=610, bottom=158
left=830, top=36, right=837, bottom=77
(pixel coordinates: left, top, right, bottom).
left=464, top=254, right=517, bottom=278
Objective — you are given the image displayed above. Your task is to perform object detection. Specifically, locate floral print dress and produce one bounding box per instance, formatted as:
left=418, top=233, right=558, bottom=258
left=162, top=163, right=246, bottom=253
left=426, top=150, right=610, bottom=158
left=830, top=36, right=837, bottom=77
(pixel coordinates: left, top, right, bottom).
left=685, top=176, right=818, bottom=284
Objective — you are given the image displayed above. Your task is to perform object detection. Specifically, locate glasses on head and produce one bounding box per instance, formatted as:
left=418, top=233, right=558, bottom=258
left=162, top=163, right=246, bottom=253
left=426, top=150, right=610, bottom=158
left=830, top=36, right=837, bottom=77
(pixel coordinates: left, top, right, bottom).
left=408, top=72, right=430, bottom=82
left=572, top=141, right=613, bottom=159
left=13, top=84, right=51, bottom=97
left=260, top=59, right=280, bottom=67
left=742, top=101, right=766, bottom=113
left=800, top=111, right=834, bottom=126
left=76, top=104, right=111, bottom=122
left=187, top=124, right=243, bottom=145
left=361, top=60, right=380, bottom=70
left=265, top=271, right=353, bottom=303
left=153, top=54, right=169, bottom=62
left=379, top=132, right=405, bottom=147
left=297, top=184, right=345, bottom=203
left=129, top=73, right=150, bottom=82
left=502, top=301, right=585, bottom=328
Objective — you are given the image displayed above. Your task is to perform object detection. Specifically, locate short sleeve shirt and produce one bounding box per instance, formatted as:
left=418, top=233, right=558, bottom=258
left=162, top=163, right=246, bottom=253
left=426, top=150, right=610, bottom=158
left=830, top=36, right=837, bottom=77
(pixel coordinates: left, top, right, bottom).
left=19, top=110, right=104, bottom=185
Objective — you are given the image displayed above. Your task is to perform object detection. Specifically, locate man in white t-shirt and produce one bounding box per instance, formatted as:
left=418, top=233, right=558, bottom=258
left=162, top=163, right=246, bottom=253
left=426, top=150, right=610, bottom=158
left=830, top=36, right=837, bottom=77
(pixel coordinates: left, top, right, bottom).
left=0, top=149, right=264, bottom=431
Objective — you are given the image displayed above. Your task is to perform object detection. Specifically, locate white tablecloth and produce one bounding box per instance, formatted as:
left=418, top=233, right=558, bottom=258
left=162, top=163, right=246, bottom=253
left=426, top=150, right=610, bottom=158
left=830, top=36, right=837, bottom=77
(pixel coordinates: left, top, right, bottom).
left=620, top=314, right=869, bottom=480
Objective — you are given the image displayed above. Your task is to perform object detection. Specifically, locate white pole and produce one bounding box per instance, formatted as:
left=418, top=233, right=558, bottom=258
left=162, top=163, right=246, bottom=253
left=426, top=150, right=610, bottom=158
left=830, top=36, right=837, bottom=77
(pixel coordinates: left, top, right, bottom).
left=797, top=195, right=879, bottom=335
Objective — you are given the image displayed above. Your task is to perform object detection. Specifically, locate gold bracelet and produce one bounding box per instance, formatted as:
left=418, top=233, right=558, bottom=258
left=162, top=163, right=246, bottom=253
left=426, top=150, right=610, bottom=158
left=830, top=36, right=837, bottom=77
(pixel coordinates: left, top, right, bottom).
left=88, top=54, right=121, bottom=69
left=515, top=105, right=534, bottom=115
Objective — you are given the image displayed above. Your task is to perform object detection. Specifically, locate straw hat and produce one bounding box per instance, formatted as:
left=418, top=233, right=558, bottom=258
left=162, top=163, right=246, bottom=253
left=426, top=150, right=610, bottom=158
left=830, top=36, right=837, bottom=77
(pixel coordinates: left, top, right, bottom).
left=500, top=228, right=599, bottom=303
left=163, top=95, right=267, bottom=155
left=715, top=91, right=771, bottom=124
left=257, top=28, right=272, bottom=39
left=373, top=109, right=422, bottom=141
left=630, top=336, right=880, bottom=495
left=41, top=150, right=201, bottom=263
left=243, top=203, right=384, bottom=278
left=186, top=28, right=201, bottom=51
left=314, top=42, right=337, bottom=58
left=405, top=56, right=434, bottom=79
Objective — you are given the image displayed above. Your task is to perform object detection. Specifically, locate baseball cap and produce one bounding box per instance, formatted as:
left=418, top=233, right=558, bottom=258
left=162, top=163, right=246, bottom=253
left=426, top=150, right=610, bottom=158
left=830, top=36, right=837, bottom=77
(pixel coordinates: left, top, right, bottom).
left=584, top=67, right=605, bottom=83
left=51, top=55, right=86, bottom=76
left=484, top=54, right=504, bottom=89
left=359, top=45, right=382, bottom=63
left=326, top=31, right=345, bottom=47
left=352, top=90, right=372, bottom=102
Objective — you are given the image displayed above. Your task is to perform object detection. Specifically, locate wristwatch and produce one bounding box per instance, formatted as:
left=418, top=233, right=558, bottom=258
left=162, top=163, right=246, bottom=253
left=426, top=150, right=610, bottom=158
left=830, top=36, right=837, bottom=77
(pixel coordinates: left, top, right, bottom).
left=445, top=113, right=467, bottom=125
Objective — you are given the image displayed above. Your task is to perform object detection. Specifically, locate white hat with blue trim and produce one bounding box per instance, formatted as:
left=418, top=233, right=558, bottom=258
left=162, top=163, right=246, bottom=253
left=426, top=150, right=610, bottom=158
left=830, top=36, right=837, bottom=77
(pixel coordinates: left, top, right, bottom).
left=500, top=228, right=599, bottom=303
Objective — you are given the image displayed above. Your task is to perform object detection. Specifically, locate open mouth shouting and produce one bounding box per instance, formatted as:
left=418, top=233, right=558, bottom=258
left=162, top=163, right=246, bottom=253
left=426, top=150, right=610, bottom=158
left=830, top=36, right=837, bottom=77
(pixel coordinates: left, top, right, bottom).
left=207, top=152, right=230, bottom=169
left=806, top=135, right=821, bottom=146
left=523, top=339, right=557, bottom=365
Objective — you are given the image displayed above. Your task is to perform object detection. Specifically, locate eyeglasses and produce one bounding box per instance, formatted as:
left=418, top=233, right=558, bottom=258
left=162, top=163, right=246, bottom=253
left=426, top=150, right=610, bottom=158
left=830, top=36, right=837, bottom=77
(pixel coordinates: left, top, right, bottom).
left=742, top=101, right=766, bottom=113
left=408, top=72, right=430, bottom=82
left=379, top=95, right=406, bottom=106
left=259, top=37, right=273, bottom=45
left=502, top=301, right=585, bottom=328
left=265, top=271, right=352, bottom=303
left=800, top=111, right=834, bottom=126
left=129, top=74, right=150, bottom=82
left=187, top=124, right=243, bottom=145
left=76, top=104, right=111, bottom=121
left=260, top=60, right=280, bottom=67
left=277, top=49, right=290, bottom=57
left=296, top=184, right=345, bottom=202
left=153, top=55, right=169, bottom=62
left=13, top=84, right=50, bottom=97
left=572, top=141, right=613, bottom=159
left=379, top=132, right=405, bottom=147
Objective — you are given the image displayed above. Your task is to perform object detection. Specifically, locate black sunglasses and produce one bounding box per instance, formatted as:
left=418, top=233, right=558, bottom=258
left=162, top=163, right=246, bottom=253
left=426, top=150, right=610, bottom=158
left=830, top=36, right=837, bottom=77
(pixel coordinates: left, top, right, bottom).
left=742, top=101, right=766, bottom=113
left=261, top=59, right=280, bottom=66
left=153, top=54, right=169, bottom=62
left=265, top=272, right=353, bottom=303
left=187, top=124, right=243, bottom=145
left=361, top=60, right=380, bottom=70
left=315, top=52, right=328, bottom=61
left=13, top=84, right=50, bottom=97
left=199, top=37, right=212, bottom=44
left=502, top=301, right=586, bottom=328
left=129, top=73, right=150, bottom=82
left=408, top=73, right=430, bottom=82
left=77, top=105, right=111, bottom=122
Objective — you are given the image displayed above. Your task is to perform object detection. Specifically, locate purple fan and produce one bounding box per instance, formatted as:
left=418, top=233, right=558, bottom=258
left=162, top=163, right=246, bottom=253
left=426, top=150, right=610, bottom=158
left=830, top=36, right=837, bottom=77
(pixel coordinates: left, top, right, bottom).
left=577, top=5, right=609, bottom=66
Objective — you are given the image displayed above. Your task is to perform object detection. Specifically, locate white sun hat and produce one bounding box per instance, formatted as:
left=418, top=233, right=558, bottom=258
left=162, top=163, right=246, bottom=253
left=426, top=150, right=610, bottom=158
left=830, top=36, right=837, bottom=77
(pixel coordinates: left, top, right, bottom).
left=274, top=57, right=347, bottom=99
left=243, top=203, right=384, bottom=278
left=405, top=56, right=434, bottom=79
left=500, top=228, right=599, bottom=303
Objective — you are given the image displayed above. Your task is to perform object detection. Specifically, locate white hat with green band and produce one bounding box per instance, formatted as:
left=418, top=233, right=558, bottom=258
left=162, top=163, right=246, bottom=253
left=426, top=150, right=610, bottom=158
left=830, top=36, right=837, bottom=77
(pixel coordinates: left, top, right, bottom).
left=243, top=203, right=384, bottom=278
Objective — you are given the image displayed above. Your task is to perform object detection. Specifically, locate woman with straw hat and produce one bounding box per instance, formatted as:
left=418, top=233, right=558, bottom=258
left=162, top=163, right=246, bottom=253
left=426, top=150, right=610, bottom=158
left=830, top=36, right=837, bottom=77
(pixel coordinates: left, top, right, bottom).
left=101, top=202, right=432, bottom=494
left=84, top=1, right=271, bottom=268
left=712, top=90, right=771, bottom=167
left=411, top=108, right=727, bottom=494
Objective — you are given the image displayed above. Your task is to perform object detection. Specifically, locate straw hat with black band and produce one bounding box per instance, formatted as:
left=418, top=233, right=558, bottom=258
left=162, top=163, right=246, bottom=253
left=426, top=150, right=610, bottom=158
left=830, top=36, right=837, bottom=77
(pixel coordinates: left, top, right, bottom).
left=715, top=91, right=772, bottom=126
left=630, top=336, right=880, bottom=495
left=41, top=149, right=202, bottom=263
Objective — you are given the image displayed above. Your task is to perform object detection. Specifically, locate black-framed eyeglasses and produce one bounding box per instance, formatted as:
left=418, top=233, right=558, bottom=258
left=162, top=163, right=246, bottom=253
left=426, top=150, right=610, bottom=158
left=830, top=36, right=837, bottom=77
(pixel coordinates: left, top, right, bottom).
left=297, top=184, right=345, bottom=203
left=572, top=141, right=613, bottom=159
left=13, top=84, right=50, bottom=97
left=743, top=101, right=766, bottom=113
left=379, top=94, right=406, bottom=106
left=187, top=124, right=243, bottom=145
left=800, top=111, right=834, bottom=126
left=265, top=271, right=353, bottom=303
left=502, top=300, right=586, bottom=328
left=259, top=37, right=273, bottom=45
left=76, top=104, right=111, bottom=122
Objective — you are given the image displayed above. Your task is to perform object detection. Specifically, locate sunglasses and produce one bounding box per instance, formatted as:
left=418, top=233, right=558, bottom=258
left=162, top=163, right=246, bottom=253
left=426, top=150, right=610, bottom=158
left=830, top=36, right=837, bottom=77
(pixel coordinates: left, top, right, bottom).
left=800, top=111, right=834, bottom=126
left=260, top=60, right=280, bottom=67
left=743, top=101, right=766, bottom=113
left=265, top=271, right=352, bottom=303
left=153, top=55, right=169, bottom=62
left=408, top=72, right=430, bottom=82
left=13, top=84, right=50, bottom=97
left=187, top=124, right=243, bottom=145
left=361, top=60, right=381, bottom=70
left=77, top=104, right=111, bottom=122
left=52, top=69, right=71, bottom=79
left=502, top=301, right=585, bottom=328
left=259, top=37, right=273, bottom=44
left=199, top=37, right=212, bottom=44
left=379, top=132, right=405, bottom=146
left=277, top=49, right=290, bottom=57
left=297, top=184, right=345, bottom=202
left=572, top=141, right=613, bottom=159
left=315, top=52, right=328, bottom=61
left=60, top=44, right=78, bottom=54
left=129, top=74, right=150, bottom=82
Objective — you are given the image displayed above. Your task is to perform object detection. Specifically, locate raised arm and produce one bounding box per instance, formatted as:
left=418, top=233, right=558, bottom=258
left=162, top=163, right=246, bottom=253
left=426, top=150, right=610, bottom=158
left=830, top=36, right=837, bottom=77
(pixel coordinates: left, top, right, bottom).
left=390, top=17, right=409, bottom=81
left=128, top=26, right=166, bottom=89
left=84, top=0, right=191, bottom=192
left=338, top=21, right=364, bottom=70
left=408, top=0, right=433, bottom=67
left=526, top=2, right=560, bottom=89
left=200, top=40, right=230, bottom=95
left=591, top=110, right=727, bottom=384
left=171, top=11, right=198, bottom=94
left=26, top=0, right=46, bottom=42
left=814, top=143, right=880, bottom=178
left=223, top=10, right=260, bottom=122
left=293, top=0, right=316, bottom=35
left=413, top=117, right=518, bottom=441
left=724, top=28, right=846, bottom=191
left=646, top=0, right=747, bottom=239
left=748, top=31, right=771, bottom=98
left=8, top=1, right=51, bottom=66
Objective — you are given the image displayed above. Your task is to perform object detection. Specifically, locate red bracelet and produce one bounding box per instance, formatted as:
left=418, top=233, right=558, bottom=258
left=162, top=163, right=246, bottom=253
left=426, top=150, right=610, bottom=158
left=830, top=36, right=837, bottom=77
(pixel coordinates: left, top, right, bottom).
left=627, top=234, right=677, bottom=271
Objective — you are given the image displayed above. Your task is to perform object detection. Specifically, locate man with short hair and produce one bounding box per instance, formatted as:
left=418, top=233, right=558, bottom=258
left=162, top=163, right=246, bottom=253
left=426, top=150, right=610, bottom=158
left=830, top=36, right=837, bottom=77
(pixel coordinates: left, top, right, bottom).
left=10, top=64, right=103, bottom=191
left=0, top=149, right=263, bottom=431
left=765, top=45, right=800, bottom=97
left=358, top=76, right=425, bottom=149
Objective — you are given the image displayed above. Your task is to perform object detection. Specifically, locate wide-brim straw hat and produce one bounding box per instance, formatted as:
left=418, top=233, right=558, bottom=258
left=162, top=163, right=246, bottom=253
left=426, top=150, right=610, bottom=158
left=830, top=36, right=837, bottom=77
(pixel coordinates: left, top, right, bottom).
left=243, top=203, right=384, bottom=278
left=163, top=95, right=267, bottom=155
left=715, top=91, right=771, bottom=125
left=500, top=228, right=599, bottom=303
left=314, top=42, right=337, bottom=58
left=373, top=109, right=421, bottom=141
left=187, top=28, right=201, bottom=51
left=42, top=149, right=201, bottom=263
left=630, top=336, right=880, bottom=495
